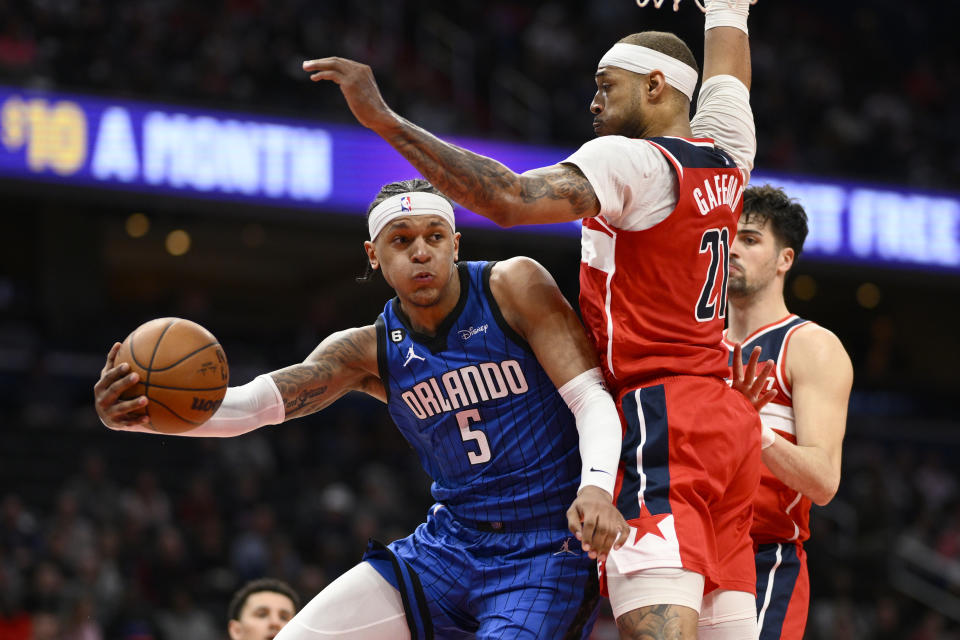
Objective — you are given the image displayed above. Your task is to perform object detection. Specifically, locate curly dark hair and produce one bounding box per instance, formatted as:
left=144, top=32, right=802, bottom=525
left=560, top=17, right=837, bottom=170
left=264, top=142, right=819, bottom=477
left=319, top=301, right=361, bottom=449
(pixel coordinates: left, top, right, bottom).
left=742, top=185, right=809, bottom=260
left=227, top=578, right=300, bottom=622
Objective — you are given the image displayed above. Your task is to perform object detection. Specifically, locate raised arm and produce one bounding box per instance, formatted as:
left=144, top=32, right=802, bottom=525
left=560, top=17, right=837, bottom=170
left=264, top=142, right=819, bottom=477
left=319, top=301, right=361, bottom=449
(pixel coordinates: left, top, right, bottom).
left=702, top=0, right=752, bottom=88
left=96, top=325, right=383, bottom=436
left=302, top=57, right=599, bottom=227
left=762, top=325, right=852, bottom=505
left=488, top=257, right=629, bottom=560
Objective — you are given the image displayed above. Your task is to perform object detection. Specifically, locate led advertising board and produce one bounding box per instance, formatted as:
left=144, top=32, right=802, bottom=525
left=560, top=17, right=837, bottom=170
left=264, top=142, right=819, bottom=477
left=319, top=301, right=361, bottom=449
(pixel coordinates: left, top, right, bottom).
left=1, top=86, right=957, bottom=272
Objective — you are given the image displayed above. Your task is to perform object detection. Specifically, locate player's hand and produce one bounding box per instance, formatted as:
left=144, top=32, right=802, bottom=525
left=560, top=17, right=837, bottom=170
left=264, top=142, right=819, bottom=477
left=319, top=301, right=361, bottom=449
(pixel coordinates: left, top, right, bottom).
left=302, top=57, right=395, bottom=131
left=567, top=486, right=630, bottom=562
left=731, top=343, right=777, bottom=411
left=94, top=342, right=152, bottom=431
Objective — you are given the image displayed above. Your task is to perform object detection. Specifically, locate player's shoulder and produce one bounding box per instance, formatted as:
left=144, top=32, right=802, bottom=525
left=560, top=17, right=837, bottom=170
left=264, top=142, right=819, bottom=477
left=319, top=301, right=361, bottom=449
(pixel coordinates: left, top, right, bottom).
left=489, top=256, right=556, bottom=291
left=574, top=135, right=663, bottom=159
left=790, top=322, right=844, bottom=351
left=786, top=322, right=852, bottom=377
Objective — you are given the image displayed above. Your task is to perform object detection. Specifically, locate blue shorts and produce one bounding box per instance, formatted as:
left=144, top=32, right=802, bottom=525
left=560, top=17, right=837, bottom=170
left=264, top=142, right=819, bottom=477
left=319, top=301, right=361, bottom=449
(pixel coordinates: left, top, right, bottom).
left=363, top=504, right=600, bottom=639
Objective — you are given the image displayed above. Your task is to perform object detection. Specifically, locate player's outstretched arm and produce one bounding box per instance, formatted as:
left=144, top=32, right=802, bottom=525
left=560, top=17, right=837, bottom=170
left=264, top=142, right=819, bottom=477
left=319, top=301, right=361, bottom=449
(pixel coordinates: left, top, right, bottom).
left=272, top=326, right=384, bottom=420
left=761, top=326, right=852, bottom=505
left=488, top=258, right=629, bottom=560
left=302, top=57, right=599, bottom=227
left=95, top=326, right=382, bottom=436
left=702, top=0, right=751, bottom=88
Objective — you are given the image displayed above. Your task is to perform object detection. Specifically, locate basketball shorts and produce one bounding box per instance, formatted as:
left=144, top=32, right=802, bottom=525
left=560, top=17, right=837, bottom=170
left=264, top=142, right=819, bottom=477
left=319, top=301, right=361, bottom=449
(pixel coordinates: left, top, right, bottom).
left=755, top=542, right=809, bottom=640
left=604, top=375, right=762, bottom=596
left=363, top=504, right=600, bottom=639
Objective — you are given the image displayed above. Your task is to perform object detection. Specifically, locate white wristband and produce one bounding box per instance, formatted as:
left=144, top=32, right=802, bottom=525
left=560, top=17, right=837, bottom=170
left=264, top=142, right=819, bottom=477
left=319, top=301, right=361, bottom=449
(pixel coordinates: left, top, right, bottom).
left=557, top=368, right=622, bottom=497
left=105, top=374, right=286, bottom=437
left=704, top=0, right=750, bottom=35
left=761, top=424, right=777, bottom=449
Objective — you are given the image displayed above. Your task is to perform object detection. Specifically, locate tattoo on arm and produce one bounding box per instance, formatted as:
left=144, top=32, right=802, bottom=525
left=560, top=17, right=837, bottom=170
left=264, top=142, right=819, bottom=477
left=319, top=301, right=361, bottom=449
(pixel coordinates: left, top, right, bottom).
left=272, top=328, right=378, bottom=419
left=518, top=165, right=599, bottom=217
left=387, top=119, right=597, bottom=218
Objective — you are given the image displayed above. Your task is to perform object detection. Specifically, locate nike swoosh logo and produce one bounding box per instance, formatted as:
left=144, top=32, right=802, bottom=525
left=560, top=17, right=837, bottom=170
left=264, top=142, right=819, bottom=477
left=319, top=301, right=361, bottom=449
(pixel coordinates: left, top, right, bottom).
left=589, top=467, right=612, bottom=476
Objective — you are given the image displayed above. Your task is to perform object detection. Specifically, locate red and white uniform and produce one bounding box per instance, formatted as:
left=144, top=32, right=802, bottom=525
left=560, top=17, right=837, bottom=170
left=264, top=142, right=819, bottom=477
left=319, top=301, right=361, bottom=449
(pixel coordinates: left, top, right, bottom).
left=563, top=75, right=761, bottom=597
left=725, top=315, right=815, bottom=639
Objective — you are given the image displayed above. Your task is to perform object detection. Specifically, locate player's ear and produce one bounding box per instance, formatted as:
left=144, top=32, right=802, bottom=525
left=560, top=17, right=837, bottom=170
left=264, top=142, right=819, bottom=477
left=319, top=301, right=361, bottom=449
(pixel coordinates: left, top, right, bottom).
left=646, top=70, right=667, bottom=101
left=778, top=246, right=795, bottom=275
left=452, top=232, right=461, bottom=262
left=228, top=620, right=243, bottom=640
left=364, top=240, right=380, bottom=270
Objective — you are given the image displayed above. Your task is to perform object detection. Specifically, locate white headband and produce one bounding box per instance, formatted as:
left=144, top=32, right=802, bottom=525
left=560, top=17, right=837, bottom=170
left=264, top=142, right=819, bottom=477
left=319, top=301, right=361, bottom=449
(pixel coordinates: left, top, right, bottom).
left=368, top=191, right=456, bottom=240
left=598, top=43, right=699, bottom=101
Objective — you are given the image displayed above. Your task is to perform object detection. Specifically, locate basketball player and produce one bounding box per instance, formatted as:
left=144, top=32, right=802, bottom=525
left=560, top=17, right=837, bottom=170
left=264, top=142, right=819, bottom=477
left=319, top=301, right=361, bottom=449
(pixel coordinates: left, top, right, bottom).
left=724, top=185, right=852, bottom=640
left=96, top=179, right=632, bottom=638
left=302, top=0, right=761, bottom=637
left=228, top=578, right=299, bottom=640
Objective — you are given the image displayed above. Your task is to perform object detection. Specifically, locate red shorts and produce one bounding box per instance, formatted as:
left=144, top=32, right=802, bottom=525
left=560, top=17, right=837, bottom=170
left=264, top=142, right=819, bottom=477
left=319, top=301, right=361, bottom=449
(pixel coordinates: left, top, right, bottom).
left=756, top=542, right=809, bottom=640
left=602, top=376, right=761, bottom=596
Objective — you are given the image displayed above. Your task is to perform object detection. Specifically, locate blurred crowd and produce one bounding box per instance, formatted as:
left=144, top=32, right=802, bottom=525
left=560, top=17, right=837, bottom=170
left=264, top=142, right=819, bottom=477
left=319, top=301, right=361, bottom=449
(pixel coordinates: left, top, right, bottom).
left=0, top=0, right=956, bottom=190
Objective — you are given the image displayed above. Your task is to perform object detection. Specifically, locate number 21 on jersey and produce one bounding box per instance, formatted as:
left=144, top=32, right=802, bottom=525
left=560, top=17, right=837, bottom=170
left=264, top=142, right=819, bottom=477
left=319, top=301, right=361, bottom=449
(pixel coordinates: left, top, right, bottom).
left=696, top=227, right=729, bottom=322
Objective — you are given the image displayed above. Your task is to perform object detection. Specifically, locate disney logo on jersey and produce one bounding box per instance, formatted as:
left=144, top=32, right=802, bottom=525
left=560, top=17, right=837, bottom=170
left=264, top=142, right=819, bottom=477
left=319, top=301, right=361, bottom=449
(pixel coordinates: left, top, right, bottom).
left=400, top=359, right=529, bottom=420
left=458, top=324, right=488, bottom=341
left=693, top=173, right=743, bottom=216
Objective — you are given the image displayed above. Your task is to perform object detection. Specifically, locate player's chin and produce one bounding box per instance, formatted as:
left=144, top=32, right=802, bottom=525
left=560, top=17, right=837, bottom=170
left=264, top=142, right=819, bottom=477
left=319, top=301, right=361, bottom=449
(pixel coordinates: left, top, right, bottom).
left=405, top=287, right=442, bottom=307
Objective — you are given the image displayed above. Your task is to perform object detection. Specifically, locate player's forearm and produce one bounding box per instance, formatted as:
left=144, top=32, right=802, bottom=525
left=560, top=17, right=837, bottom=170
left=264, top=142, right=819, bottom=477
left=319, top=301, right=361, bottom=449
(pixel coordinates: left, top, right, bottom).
left=558, top=368, right=621, bottom=497
left=702, top=1, right=752, bottom=89
left=270, top=363, right=354, bottom=420
left=372, top=113, right=524, bottom=226
left=762, top=437, right=839, bottom=506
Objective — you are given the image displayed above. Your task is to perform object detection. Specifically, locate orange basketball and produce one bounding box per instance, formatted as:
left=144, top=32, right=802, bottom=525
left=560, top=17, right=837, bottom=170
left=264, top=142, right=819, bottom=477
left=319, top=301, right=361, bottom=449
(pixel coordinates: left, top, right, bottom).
left=115, top=318, right=229, bottom=434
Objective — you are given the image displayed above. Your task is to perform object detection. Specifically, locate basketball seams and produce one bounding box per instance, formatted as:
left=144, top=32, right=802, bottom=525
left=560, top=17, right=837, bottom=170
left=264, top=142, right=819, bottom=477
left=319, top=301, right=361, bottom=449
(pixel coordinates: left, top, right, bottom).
left=147, top=396, right=209, bottom=427
left=146, top=382, right=229, bottom=392
left=144, top=318, right=179, bottom=401
left=146, top=341, right=221, bottom=372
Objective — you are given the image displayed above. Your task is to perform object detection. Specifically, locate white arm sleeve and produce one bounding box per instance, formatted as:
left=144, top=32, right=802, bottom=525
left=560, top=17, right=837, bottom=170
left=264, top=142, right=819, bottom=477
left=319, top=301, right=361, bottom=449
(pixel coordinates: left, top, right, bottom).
left=107, top=374, right=286, bottom=437
left=691, top=75, right=756, bottom=181
left=562, top=136, right=677, bottom=231
left=194, top=374, right=285, bottom=437
left=557, top=367, right=622, bottom=497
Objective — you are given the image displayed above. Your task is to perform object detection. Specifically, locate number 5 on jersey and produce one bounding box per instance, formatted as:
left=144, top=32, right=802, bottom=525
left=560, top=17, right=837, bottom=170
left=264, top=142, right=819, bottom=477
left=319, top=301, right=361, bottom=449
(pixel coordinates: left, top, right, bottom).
left=696, top=227, right=730, bottom=322
left=456, top=409, right=491, bottom=465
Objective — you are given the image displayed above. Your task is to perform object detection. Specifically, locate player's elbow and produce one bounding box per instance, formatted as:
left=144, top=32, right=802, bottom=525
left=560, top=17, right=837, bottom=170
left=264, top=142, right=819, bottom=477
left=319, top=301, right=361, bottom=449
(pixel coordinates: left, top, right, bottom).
left=810, top=475, right=840, bottom=506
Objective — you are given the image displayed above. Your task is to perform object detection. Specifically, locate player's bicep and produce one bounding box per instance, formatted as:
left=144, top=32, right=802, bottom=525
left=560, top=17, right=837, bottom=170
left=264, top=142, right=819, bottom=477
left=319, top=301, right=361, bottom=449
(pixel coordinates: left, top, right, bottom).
left=510, top=164, right=600, bottom=225
left=790, top=330, right=852, bottom=468
left=489, top=258, right=600, bottom=389
left=272, top=326, right=383, bottom=418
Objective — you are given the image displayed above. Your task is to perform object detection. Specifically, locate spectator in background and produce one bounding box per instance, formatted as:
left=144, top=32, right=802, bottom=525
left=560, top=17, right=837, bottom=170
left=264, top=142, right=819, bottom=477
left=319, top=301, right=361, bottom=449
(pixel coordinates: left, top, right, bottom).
left=227, top=578, right=299, bottom=640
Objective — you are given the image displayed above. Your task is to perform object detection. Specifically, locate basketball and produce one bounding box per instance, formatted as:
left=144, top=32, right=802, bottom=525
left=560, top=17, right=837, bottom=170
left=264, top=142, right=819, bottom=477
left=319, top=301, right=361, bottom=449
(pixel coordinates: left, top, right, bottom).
left=115, top=318, right=229, bottom=434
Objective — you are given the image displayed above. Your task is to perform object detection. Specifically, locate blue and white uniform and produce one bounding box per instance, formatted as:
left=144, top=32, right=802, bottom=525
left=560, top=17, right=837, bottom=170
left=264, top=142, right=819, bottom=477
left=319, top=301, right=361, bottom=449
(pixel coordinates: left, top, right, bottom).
left=363, top=261, right=599, bottom=639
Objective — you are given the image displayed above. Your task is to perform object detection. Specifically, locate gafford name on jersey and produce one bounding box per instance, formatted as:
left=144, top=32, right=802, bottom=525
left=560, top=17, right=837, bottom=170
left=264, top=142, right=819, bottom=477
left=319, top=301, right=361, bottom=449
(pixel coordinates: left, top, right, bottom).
left=693, top=173, right=743, bottom=216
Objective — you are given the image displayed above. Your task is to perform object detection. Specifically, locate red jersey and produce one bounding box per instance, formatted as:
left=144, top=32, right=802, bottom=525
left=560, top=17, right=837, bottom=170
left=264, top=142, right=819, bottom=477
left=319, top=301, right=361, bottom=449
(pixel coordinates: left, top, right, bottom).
left=570, top=136, right=745, bottom=398
left=725, top=314, right=814, bottom=544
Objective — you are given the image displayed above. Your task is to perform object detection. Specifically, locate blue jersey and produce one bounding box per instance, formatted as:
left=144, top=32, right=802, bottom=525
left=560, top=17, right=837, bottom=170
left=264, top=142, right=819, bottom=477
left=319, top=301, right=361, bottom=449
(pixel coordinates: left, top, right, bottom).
left=375, top=261, right=581, bottom=525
